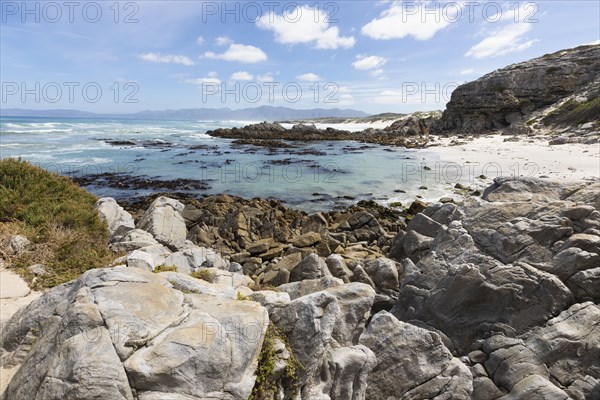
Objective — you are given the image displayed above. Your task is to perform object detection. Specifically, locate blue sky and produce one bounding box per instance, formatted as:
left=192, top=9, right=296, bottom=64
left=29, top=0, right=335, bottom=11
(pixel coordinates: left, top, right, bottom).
left=1, top=0, right=599, bottom=114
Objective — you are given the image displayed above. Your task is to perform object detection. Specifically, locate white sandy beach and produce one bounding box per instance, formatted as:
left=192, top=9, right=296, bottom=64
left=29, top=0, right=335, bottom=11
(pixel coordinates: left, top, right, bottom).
left=430, top=135, right=600, bottom=182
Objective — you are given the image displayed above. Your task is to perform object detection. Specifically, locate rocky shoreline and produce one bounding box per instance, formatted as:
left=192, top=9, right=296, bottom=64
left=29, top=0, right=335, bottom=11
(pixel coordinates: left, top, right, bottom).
left=2, top=176, right=599, bottom=399
left=1, top=43, right=600, bottom=400
left=205, top=115, right=439, bottom=148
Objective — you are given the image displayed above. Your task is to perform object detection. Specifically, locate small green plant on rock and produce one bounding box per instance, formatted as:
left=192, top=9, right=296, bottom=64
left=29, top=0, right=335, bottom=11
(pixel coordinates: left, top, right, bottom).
left=250, top=323, right=302, bottom=400
left=153, top=265, right=178, bottom=273
left=191, top=269, right=213, bottom=282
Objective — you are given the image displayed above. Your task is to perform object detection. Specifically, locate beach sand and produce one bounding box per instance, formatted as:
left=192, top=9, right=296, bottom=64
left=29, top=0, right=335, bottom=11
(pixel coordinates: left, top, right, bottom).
left=429, top=135, right=600, bottom=182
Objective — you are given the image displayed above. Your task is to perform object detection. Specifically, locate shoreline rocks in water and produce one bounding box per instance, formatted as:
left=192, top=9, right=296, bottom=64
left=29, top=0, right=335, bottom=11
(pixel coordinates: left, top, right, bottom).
left=206, top=121, right=433, bottom=148
left=2, top=176, right=599, bottom=399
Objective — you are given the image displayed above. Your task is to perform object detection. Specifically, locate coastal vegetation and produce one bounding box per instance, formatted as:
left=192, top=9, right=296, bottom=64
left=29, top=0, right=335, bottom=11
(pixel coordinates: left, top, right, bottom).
left=0, top=158, right=114, bottom=289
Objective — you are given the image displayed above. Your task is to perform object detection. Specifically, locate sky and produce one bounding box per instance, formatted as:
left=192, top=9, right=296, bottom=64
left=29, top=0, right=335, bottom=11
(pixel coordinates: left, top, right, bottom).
left=1, top=0, right=599, bottom=114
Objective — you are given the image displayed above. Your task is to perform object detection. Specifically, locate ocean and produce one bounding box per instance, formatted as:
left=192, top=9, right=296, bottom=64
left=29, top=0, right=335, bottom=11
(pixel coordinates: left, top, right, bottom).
left=0, top=116, right=461, bottom=212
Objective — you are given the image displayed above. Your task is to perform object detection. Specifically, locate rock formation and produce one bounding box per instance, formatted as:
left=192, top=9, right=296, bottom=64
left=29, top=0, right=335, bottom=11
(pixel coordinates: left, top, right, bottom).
left=438, top=44, right=600, bottom=135
left=2, top=177, right=600, bottom=399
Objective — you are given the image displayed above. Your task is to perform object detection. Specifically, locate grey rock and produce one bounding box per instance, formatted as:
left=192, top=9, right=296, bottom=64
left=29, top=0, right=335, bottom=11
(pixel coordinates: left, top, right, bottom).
left=229, top=262, right=243, bottom=273
left=8, top=235, right=30, bottom=255
left=290, top=232, right=321, bottom=248
left=401, top=229, right=434, bottom=262
left=359, top=311, right=472, bottom=399
left=278, top=276, right=344, bottom=300
left=124, top=295, right=267, bottom=399
left=541, top=247, right=599, bottom=281
left=270, top=291, right=340, bottom=392
left=110, top=229, right=159, bottom=252
left=159, top=271, right=237, bottom=300
left=1, top=267, right=268, bottom=400
left=437, top=45, right=600, bottom=134
left=325, top=283, right=376, bottom=346
left=305, top=344, right=376, bottom=400
left=407, top=212, right=443, bottom=237
left=499, top=375, right=570, bottom=400
left=289, top=253, right=329, bottom=282
left=568, top=267, right=600, bottom=301
left=126, top=244, right=172, bottom=271
left=95, top=197, right=135, bottom=241
left=362, top=257, right=400, bottom=295
left=160, top=246, right=228, bottom=274
left=562, top=205, right=596, bottom=220
left=26, top=264, right=47, bottom=276
left=247, top=290, right=291, bottom=313
left=137, top=196, right=187, bottom=250
left=126, top=249, right=157, bottom=271
left=325, top=254, right=354, bottom=282
left=393, top=220, right=573, bottom=353
left=565, top=376, right=600, bottom=400
left=559, top=233, right=600, bottom=255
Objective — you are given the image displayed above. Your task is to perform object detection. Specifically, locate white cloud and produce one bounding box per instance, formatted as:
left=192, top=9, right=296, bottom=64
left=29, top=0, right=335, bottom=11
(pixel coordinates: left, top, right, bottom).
left=370, top=69, right=385, bottom=78
left=586, top=39, right=600, bottom=45
left=459, top=68, right=475, bottom=75
left=465, top=23, right=538, bottom=59
left=352, top=55, right=387, bottom=70
left=361, top=2, right=452, bottom=40
left=230, top=71, right=254, bottom=81
left=196, top=36, right=205, bottom=45
left=256, top=73, right=274, bottom=82
left=215, top=36, right=232, bottom=46
left=204, top=43, right=267, bottom=63
left=138, top=52, right=195, bottom=66
left=338, top=93, right=355, bottom=105
left=257, top=6, right=355, bottom=49
left=185, top=75, right=222, bottom=85
left=296, top=73, right=321, bottom=81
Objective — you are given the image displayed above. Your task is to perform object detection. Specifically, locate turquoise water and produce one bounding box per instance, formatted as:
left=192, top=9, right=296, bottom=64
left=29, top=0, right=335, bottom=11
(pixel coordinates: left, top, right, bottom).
left=0, top=116, right=454, bottom=211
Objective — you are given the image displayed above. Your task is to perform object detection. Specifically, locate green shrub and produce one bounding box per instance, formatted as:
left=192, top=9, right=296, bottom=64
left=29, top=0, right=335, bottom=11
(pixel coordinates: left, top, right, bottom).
left=542, top=98, right=600, bottom=126
left=0, top=158, right=115, bottom=289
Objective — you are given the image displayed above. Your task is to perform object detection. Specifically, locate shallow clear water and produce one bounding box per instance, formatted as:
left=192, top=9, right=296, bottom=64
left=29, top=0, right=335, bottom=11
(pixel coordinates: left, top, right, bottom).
left=1, top=116, right=467, bottom=212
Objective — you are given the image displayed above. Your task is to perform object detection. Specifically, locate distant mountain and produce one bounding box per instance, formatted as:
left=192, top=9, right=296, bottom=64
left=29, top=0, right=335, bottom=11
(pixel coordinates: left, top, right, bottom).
left=1, top=106, right=369, bottom=121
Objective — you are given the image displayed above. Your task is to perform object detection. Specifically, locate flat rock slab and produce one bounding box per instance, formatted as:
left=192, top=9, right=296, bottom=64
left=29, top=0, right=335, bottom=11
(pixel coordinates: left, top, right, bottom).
left=0, top=269, right=31, bottom=299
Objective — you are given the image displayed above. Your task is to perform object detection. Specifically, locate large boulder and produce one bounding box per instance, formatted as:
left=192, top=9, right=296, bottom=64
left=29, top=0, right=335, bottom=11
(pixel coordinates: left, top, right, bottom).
left=137, top=197, right=187, bottom=250
left=289, top=253, right=330, bottom=282
left=110, top=229, right=159, bottom=252
left=359, top=311, right=473, bottom=399
left=269, top=288, right=376, bottom=400
left=393, top=219, right=573, bottom=353
left=483, top=302, right=600, bottom=398
left=0, top=267, right=269, bottom=400
left=160, top=246, right=228, bottom=274
left=95, top=197, right=135, bottom=241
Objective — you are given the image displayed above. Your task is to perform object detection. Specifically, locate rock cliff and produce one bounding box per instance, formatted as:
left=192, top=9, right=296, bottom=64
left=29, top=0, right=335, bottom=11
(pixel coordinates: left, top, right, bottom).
left=438, top=44, right=600, bottom=135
